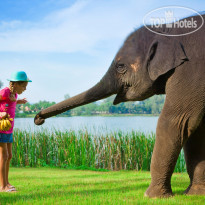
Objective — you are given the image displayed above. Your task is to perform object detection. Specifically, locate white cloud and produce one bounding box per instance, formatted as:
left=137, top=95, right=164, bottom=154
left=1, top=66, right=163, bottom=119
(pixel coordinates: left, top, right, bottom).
left=0, top=0, right=158, bottom=103
left=0, top=0, right=144, bottom=53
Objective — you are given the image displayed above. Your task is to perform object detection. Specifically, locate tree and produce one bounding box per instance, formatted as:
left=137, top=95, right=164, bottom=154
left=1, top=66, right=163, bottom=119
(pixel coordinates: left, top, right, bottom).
left=58, top=94, right=71, bottom=116
left=140, top=95, right=165, bottom=114
left=14, top=92, right=165, bottom=117
left=0, top=80, right=3, bottom=89
left=64, top=94, right=70, bottom=100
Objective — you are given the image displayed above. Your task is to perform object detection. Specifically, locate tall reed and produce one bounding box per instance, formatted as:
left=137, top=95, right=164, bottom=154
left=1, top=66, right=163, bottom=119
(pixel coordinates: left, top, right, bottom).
left=11, top=128, right=186, bottom=172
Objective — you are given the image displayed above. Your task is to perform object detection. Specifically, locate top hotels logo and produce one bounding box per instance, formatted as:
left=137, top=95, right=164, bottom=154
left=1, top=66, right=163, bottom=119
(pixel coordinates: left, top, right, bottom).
left=143, top=6, right=204, bottom=36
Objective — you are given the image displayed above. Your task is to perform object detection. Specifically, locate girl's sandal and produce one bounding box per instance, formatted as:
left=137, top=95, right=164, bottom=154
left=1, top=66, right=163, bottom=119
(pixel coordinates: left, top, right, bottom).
left=7, top=183, right=15, bottom=189
left=0, top=188, right=16, bottom=192
left=7, top=184, right=15, bottom=189
left=6, top=188, right=16, bottom=192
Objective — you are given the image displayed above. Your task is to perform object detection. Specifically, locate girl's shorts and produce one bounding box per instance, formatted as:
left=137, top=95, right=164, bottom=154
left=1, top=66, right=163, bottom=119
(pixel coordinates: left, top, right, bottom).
left=0, top=133, right=13, bottom=143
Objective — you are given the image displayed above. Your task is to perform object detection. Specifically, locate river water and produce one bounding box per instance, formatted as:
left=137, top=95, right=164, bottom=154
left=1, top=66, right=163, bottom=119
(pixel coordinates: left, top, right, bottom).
left=14, top=116, right=158, bottom=134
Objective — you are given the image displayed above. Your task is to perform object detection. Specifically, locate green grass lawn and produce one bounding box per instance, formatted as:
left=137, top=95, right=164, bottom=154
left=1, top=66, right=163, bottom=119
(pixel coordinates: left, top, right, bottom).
left=1, top=168, right=204, bottom=204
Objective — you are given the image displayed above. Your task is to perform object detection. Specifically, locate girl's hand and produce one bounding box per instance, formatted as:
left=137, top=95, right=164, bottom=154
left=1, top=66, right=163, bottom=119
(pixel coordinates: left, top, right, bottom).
left=17, top=98, right=27, bottom=104
left=0, top=112, right=7, bottom=119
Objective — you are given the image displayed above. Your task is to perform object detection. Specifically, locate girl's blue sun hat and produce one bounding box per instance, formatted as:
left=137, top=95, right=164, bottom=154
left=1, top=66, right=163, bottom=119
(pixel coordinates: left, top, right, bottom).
left=7, top=71, right=32, bottom=82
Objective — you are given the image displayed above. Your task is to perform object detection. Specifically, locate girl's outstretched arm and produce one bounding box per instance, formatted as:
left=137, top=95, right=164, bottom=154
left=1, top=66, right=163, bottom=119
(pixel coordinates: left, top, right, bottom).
left=17, top=98, right=27, bottom=104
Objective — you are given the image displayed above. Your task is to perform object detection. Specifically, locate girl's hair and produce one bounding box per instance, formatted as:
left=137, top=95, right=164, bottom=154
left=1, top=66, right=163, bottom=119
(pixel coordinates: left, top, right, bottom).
left=9, top=81, right=27, bottom=94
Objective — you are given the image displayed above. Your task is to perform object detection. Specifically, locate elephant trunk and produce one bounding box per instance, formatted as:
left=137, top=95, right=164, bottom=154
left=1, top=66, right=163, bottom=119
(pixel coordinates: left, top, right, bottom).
left=34, top=63, right=118, bottom=125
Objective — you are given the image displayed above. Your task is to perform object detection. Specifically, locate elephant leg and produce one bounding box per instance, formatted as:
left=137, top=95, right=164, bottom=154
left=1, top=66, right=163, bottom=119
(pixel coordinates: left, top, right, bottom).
left=145, top=113, right=182, bottom=198
left=183, top=122, right=205, bottom=195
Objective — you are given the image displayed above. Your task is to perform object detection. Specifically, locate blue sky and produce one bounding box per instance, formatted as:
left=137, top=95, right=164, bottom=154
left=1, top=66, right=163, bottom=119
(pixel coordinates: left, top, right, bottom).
left=0, top=0, right=204, bottom=103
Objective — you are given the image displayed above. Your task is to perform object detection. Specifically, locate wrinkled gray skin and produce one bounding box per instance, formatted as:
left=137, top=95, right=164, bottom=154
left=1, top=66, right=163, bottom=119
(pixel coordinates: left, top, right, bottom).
left=35, top=14, right=205, bottom=198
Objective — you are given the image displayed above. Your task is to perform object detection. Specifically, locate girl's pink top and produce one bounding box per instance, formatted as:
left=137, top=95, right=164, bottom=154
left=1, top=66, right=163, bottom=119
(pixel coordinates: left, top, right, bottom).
left=0, top=87, right=18, bottom=134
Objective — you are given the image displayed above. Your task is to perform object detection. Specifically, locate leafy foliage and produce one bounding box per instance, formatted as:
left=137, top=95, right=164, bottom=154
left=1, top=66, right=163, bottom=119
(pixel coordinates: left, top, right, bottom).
left=0, top=80, right=3, bottom=89
left=72, top=95, right=165, bottom=115
left=15, top=94, right=165, bottom=116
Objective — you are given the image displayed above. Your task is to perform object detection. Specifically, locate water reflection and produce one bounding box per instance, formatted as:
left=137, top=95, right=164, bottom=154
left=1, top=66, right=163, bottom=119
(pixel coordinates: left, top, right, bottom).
left=14, top=116, right=158, bottom=134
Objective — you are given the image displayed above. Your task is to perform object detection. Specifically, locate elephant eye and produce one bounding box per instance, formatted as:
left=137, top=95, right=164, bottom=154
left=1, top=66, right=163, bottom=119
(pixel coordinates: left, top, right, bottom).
left=116, top=63, right=127, bottom=74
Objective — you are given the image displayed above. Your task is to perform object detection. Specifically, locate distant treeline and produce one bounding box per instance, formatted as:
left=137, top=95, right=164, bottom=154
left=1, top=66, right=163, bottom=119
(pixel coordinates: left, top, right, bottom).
left=16, top=95, right=165, bottom=117
left=0, top=80, right=165, bottom=116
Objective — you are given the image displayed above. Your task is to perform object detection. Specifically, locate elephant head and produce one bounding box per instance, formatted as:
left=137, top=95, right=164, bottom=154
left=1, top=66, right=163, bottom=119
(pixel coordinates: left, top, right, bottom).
left=34, top=26, right=188, bottom=125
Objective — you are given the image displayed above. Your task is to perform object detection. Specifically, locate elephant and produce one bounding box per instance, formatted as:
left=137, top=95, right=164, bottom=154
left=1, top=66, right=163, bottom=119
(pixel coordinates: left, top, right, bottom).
left=34, top=14, right=205, bottom=198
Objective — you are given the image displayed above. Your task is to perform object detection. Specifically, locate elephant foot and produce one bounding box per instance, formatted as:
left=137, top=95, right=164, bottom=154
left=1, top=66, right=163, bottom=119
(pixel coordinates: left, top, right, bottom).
left=144, top=184, right=173, bottom=198
left=184, top=184, right=205, bottom=195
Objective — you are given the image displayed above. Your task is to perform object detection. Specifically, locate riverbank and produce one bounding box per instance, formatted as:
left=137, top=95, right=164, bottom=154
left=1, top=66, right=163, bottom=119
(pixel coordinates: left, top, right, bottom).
left=15, top=113, right=159, bottom=118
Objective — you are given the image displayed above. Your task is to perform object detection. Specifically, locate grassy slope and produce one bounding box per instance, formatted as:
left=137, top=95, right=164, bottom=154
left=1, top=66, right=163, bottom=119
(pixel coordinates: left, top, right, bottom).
left=1, top=168, right=204, bottom=205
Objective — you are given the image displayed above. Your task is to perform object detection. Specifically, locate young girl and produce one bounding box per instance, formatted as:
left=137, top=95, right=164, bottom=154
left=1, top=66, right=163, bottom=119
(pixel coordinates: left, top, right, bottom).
left=0, top=71, right=32, bottom=192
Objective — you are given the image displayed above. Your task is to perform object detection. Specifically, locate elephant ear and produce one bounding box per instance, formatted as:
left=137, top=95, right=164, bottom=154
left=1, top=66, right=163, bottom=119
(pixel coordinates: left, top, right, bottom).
left=147, top=37, right=188, bottom=81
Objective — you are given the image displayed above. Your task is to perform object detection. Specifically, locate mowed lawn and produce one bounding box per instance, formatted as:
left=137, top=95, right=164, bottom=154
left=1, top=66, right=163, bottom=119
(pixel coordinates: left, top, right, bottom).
left=1, top=168, right=205, bottom=204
